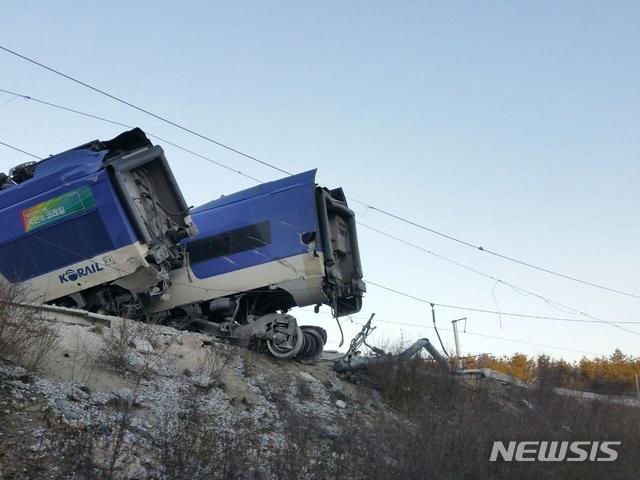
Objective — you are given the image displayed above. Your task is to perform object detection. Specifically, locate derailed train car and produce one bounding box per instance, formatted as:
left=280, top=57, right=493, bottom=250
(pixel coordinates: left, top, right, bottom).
left=0, top=129, right=365, bottom=360
left=152, top=170, right=366, bottom=359
left=0, top=128, right=197, bottom=315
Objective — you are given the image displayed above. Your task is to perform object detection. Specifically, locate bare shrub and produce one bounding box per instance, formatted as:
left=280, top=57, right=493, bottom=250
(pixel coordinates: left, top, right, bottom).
left=238, top=343, right=260, bottom=377
left=363, top=354, right=448, bottom=414
left=155, top=393, right=255, bottom=480
left=133, top=320, right=161, bottom=350
left=193, top=346, right=230, bottom=387
left=100, top=318, right=136, bottom=369
left=338, top=350, right=640, bottom=480
left=69, top=332, right=101, bottom=385
left=0, top=393, right=141, bottom=480
left=0, top=281, right=59, bottom=371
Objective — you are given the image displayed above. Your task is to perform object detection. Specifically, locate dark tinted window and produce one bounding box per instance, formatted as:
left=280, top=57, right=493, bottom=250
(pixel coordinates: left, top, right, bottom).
left=186, top=221, right=271, bottom=264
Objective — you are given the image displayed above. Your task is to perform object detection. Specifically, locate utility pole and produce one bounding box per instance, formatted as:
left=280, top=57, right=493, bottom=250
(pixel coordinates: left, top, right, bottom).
left=451, top=318, right=466, bottom=371
left=636, top=374, right=639, bottom=401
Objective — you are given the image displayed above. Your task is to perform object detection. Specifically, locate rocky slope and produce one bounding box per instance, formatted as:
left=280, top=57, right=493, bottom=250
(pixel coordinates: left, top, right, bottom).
left=1, top=314, right=639, bottom=480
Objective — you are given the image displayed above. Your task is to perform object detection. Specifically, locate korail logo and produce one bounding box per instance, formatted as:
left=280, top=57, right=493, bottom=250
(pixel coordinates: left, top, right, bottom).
left=59, top=263, right=104, bottom=283
left=490, top=441, right=621, bottom=462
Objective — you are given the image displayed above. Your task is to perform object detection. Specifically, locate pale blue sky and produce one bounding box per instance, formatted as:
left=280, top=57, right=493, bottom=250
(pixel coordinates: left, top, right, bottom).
left=1, top=1, right=639, bottom=359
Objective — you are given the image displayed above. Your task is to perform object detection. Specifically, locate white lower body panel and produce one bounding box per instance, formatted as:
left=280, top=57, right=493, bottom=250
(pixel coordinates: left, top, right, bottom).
left=151, top=251, right=327, bottom=312
left=9, top=242, right=150, bottom=304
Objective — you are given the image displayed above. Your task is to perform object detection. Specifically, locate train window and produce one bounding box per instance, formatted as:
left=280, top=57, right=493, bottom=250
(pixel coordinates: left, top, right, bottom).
left=186, top=221, right=271, bottom=264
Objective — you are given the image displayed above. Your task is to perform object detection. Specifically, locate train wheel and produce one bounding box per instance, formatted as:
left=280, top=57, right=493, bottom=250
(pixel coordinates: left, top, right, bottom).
left=297, top=326, right=325, bottom=361
left=267, top=326, right=304, bottom=359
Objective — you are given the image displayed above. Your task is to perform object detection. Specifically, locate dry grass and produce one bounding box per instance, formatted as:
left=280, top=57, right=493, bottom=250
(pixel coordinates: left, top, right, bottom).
left=0, top=401, right=140, bottom=479
left=193, top=346, right=231, bottom=388
left=100, top=317, right=137, bottom=370
left=0, top=281, right=59, bottom=371
left=154, top=394, right=255, bottom=479
left=351, top=355, right=640, bottom=480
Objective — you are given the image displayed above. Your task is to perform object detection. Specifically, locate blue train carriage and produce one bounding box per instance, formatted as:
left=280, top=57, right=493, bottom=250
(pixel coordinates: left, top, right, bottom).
left=150, top=170, right=366, bottom=359
left=0, top=128, right=197, bottom=316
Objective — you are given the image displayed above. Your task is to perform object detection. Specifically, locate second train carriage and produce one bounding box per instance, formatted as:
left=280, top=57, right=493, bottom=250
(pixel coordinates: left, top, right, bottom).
left=152, top=170, right=366, bottom=359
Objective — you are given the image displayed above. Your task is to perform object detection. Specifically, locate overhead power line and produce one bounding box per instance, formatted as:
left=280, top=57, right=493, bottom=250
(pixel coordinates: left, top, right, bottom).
left=0, top=140, right=42, bottom=159
left=371, top=317, right=602, bottom=356
left=1, top=139, right=635, bottom=335
left=353, top=200, right=640, bottom=300
left=357, top=222, right=624, bottom=325
left=0, top=45, right=291, bottom=176
left=2, top=44, right=639, bottom=301
left=365, top=280, right=640, bottom=335
left=0, top=88, right=263, bottom=184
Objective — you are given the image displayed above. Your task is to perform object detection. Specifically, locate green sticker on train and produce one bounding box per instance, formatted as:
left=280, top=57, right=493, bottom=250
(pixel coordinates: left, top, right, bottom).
left=21, top=186, right=96, bottom=232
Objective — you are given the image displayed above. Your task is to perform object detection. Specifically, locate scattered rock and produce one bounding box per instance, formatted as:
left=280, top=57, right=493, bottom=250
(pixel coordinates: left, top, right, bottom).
left=192, top=373, right=215, bottom=389
left=520, top=398, right=534, bottom=409
left=125, top=352, right=146, bottom=370
left=325, top=376, right=344, bottom=393
left=0, top=319, right=394, bottom=476
left=53, top=399, right=83, bottom=421
left=1, top=365, right=28, bottom=381
left=114, top=388, right=135, bottom=407
left=298, top=371, right=316, bottom=382
left=134, top=338, right=154, bottom=354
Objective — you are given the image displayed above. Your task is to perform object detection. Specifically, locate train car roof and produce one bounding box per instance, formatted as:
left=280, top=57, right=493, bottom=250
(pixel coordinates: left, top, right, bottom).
left=0, top=128, right=151, bottom=210
left=192, top=169, right=317, bottom=213
left=0, top=149, right=110, bottom=210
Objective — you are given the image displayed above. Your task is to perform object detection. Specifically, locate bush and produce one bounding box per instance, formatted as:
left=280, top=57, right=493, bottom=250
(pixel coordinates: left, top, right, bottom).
left=347, top=354, right=640, bottom=480
left=100, top=317, right=137, bottom=370
left=0, top=281, right=58, bottom=371
left=155, top=394, right=255, bottom=480
left=192, top=346, right=230, bottom=388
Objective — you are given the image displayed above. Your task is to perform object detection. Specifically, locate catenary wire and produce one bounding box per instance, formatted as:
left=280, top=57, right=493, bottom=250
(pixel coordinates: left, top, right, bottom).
left=357, top=221, right=624, bottom=325
left=0, top=88, right=263, bottom=184
left=352, top=200, right=640, bottom=300
left=0, top=78, right=640, bottom=342
left=0, top=131, right=632, bottom=356
left=365, top=281, right=640, bottom=335
left=370, top=317, right=602, bottom=356
left=0, top=46, right=291, bottom=176
left=0, top=140, right=42, bottom=159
